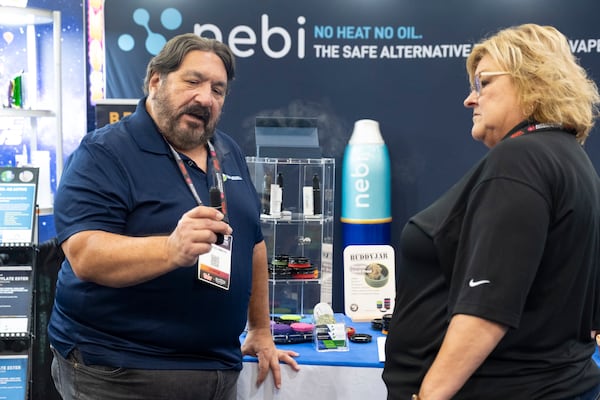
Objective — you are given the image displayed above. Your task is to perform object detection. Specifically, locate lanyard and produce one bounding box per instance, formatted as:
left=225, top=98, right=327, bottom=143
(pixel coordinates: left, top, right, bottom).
left=509, top=122, right=564, bottom=139
left=165, top=139, right=228, bottom=219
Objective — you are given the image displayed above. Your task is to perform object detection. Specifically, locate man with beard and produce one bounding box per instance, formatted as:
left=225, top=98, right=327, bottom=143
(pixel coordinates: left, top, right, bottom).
left=48, top=33, right=299, bottom=400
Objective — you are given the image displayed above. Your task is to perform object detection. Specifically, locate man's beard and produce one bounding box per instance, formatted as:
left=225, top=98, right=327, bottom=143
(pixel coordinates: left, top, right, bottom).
left=152, top=89, right=218, bottom=151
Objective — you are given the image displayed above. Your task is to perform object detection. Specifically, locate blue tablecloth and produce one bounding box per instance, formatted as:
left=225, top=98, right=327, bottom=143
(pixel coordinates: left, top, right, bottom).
left=241, top=314, right=385, bottom=368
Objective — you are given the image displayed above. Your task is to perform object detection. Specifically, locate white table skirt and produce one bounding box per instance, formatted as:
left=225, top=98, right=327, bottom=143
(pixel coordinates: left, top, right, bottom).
left=237, top=362, right=386, bottom=400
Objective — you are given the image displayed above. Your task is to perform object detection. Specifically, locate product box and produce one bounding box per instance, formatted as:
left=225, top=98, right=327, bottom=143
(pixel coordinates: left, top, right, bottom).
left=313, top=312, right=349, bottom=352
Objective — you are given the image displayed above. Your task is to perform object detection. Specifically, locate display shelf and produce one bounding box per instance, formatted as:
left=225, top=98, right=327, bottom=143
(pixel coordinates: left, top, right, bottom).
left=246, top=157, right=335, bottom=316
left=0, top=109, right=55, bottom=118
left=0, top=6, right=54, bottom=26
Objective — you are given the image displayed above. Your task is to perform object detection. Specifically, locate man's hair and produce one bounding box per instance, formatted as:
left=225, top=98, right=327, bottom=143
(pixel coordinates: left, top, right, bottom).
left=142, top=33, right=236, bottom=95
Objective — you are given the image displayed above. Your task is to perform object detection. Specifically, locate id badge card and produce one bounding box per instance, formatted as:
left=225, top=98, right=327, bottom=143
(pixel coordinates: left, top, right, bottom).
left=197, top=235, right=233, bottom=290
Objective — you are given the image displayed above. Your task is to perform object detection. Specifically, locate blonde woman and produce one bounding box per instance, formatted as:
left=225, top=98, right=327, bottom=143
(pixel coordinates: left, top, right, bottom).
left=384, top=24, right=600, bottom=400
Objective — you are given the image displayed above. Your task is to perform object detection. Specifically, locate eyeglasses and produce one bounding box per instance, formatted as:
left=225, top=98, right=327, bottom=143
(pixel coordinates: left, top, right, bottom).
left=470, top=71, right=510, bottom=96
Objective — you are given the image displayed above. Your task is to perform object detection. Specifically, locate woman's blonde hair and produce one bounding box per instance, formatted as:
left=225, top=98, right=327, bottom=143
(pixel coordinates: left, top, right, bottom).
left=466, top=24, right=600, bottom=144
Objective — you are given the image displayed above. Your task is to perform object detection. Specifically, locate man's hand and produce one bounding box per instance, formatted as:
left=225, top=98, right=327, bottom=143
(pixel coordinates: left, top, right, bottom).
left=166, top=206, right=231, bottom=267
left=241, top=327, right=300, bottom=388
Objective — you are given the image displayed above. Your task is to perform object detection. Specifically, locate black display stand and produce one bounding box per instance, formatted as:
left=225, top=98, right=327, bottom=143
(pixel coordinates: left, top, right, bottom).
left=0, top=166, right=39, bottom=400
left=30, top=238, right=62, bottom=400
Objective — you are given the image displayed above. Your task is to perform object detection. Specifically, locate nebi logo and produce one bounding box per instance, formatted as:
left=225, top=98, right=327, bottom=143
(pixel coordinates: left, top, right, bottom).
left=117, top=8, right=183, bottom=55
left=194, top=14, right=306, bottom=59
left=116, top=8, right=306, bottom=59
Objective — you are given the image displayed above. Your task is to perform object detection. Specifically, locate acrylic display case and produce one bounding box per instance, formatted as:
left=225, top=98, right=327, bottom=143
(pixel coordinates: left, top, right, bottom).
left=246, top=157, right=335, bottom=316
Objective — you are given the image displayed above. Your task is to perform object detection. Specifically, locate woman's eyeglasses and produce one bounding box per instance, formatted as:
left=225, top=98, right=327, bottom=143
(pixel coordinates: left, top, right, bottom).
left=470, top=71, right=509, bottom=96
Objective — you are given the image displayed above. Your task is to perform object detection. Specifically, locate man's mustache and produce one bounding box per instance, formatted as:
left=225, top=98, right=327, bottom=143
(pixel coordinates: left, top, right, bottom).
left=181, top=105, right=211, bottom=122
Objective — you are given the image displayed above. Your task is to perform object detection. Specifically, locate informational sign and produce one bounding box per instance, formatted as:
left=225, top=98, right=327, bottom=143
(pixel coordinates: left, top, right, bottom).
left=0, top=266, right=33, bottom=338
left=343, top=244, right=395, bottom=322
left=320, top=243, right=334, bottom=306
left=0, top=167, right=38, bottom=245
left=0, top=355, right=28, bottom=400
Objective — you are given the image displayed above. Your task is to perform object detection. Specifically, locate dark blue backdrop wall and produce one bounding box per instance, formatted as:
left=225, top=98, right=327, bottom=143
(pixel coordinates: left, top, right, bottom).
left=101, top=0, right=600, bottom=311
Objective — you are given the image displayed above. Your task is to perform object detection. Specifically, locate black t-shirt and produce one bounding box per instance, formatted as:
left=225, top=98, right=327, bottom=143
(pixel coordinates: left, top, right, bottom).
left=383, top=124, right=600, bottom=399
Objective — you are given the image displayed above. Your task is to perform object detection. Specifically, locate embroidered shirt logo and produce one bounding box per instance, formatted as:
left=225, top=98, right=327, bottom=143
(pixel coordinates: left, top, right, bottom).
left=223, top=174, right=242, bottom=181
left=468, top=279, right=491, bottom=287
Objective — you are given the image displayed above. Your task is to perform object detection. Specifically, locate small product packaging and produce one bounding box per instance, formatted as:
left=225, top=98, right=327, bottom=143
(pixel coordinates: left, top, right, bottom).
left=312, top=303, right=349, bottom=352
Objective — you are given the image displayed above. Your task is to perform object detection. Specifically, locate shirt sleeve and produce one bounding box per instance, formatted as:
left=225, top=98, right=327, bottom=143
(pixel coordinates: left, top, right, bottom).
left=449, top=176, right=550, bottom=328
left=54, top=137, right=131, bottom=243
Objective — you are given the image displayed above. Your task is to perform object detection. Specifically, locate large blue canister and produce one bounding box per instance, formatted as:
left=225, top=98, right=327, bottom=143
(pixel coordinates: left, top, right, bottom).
left=341, top=119, right=391, bottom=246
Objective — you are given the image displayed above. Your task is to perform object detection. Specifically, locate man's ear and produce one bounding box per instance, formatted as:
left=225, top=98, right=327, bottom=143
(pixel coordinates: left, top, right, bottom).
left=147, top=73, right=162, bottom=96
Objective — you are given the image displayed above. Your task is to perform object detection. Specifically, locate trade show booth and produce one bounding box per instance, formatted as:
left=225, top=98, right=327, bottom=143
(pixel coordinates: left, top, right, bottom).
left=1, top=0, right=600, bottom=399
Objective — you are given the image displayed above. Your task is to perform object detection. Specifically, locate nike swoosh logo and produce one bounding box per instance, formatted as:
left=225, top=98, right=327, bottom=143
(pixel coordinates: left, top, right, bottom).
left=469, top=279, right=491, bottom=287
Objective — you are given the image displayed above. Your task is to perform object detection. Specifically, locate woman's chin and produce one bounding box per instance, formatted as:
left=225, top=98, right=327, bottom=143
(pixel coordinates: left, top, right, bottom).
left=470, top=129, right=485, bottom=143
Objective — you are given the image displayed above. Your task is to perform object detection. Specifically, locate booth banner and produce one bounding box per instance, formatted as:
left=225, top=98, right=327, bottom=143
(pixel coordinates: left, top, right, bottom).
left=100, top=0, right=600, bottom=223
left=343, top=245, right=395, bottom=322
left=100, top=0, right=600, bottom=311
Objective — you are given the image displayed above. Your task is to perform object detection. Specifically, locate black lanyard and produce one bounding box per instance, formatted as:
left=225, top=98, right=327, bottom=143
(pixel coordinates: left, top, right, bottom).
left=509, top=122, right=564, bottom=139
left=165, top=139, right=228, bottom=219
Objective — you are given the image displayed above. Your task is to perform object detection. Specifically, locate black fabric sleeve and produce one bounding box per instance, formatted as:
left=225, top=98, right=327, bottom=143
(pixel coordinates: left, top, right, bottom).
left=449, top=177, right=550, bottom=328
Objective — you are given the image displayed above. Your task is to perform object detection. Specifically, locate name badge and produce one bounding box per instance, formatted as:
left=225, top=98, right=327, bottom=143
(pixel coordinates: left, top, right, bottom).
left=197, top=235, right=233, bottom=290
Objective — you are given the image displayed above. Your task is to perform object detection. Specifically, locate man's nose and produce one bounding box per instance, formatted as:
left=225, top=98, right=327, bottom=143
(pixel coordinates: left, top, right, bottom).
left=193, top=82, right=213, bottom=106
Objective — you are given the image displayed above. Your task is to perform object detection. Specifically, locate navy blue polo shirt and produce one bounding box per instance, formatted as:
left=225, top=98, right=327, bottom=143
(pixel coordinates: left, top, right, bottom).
left=48, top=99, right=263, bottom=370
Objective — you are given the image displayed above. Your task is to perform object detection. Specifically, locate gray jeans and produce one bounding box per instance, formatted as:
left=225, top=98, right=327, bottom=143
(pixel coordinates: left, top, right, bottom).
left=50, top=347, right=239, bottom=400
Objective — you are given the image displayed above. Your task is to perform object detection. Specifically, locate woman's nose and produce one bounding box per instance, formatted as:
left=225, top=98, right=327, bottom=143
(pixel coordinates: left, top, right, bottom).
left=464, top=91, right=477, bottom=108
